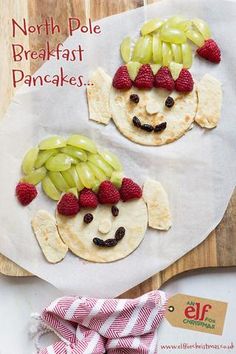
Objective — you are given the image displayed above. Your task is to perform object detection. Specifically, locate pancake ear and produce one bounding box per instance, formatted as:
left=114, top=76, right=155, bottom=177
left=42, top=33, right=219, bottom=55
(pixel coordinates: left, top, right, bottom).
left=194, top=74, right=222, bottom=129
left=87, top=67, right=112, bottom=125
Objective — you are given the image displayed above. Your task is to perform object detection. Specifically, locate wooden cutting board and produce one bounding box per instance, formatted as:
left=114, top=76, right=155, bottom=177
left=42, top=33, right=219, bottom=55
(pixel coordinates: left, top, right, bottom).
left=0, top=0, right=235, bottom=298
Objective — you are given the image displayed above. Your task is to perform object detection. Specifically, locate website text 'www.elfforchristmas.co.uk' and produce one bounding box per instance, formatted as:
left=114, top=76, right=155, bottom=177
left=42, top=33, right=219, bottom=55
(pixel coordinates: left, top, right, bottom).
left=159, top=341, right=235, bottom=351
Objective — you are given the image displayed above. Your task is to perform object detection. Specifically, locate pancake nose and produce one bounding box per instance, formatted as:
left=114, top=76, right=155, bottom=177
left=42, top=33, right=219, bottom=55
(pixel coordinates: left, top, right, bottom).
left=98, top=219, right=112, bottom=234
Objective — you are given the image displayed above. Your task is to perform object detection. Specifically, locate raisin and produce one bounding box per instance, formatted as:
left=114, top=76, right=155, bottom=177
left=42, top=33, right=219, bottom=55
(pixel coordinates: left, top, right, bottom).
left=93, top=237, right=105, bottom=247
left=132, top=116, right=141, bottom=128
left=115, top=227, right=126, bottom=241
left=83, top=213, right=93, bottom=224
left=154, top=122, right=167, bottom=133
left=141, top=123, right=154, bottom=132
left=165, top=96, right=175, bottom=108
left=130, top=94, right=139, bottom=103
left=111, top=205, right=119, bottom=217
left=104, top=238, right=118, bottom=247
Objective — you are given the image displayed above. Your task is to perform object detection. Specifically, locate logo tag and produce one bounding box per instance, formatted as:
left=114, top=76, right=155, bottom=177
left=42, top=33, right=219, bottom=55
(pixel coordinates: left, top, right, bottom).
left=165, top=293, right=228, bottom=335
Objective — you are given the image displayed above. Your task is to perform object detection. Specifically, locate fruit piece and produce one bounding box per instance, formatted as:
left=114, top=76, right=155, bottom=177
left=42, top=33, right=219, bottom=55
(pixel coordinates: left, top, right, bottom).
left=45, top=153, right=72, bottom=172
left=176, top=20, right=192, bottom=32
left=169, top=61, right=183, bottom=80
left=150, top=64, right=161, bottom=75
left=67, top=187, right=78, bottom=198
left=162, top=42, right=172, bottom=66
left=62, top=166, right=84, bottom=190
left=120, top=36, right=131, bottom=63
left=160, top=27, right=186, bottom=44
left=60, top=147, right=87, bottom=161
left=166, top=15, right=187, bottom=26
left=22, top=147, right=39, bottom=174
left=152, top=34, right=162, bottom=63
left=197, top=39, right=221, bottom=63
left=97, top=181, right=120, bottom=204
left=175, top=69, right=194, bottom=93
left=35, top=149, right=57, bottom=168
left=57, top=193, right=79, bottom=216
left=99, top=150, right=122, bottom=171
left=154, top=66, right=175, bottom=91
left=126, top=62, right=141, bottom=81
left=39, top=136, right=66, bottom=150
left=88, top=154, right=113, bottom=177
left=171, top=43, right=182, bottom=63
left=181, top=43, right=192, bottom=68
left=22, top=167, right=46, bottom=185
left=140, top=18, right=163, bottom=35
left=87, top=162, right=107, bottom=182
left=75, top=163, right=96, bottom=189
left=92, top=179, right=100, bottom=193
left=192, top=18, right=211, bottom=40
left=112, top=65, right=132, bottom=90
left=15, top=182, right=37, bottom=206
left=42, top=176, right=61, bottom=200
left=134, top=64, right=154, bottom=89
left=132, top=36, right=152, bottom=64
left=67, top=135, right=97, bottom=154
left=48, top=171, right=70, bottom=192
left=185, top=29, right=204, bottom=47
left=120, top=177, right=142, bottom=201
left=110, top=171, right=124, bottom=188
left=79, top=188, right=98, bottom=208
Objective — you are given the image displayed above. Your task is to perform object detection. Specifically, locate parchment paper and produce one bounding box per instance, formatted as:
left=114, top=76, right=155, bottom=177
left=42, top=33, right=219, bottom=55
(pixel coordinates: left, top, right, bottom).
left=0, top=0, right=235, bottom=297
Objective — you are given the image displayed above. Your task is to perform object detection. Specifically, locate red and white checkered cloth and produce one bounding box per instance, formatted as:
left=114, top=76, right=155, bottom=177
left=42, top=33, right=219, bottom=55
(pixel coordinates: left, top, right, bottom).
left=35, top=290, right=167, bottom=354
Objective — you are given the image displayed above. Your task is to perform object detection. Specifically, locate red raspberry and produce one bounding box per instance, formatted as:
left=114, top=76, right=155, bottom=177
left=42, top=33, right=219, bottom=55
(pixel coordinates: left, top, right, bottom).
left=154, top=67, right=175, bottom=91
left=175, top=69, right=194, bottom=93
left=197, top=39, right=221, bottom=63
left=15, top=182, right=37, bottom=206
left=97, top=181, right=120, bottom=204
left=57, top=193, right=79, bottom=216
left=134, top=64, right=154, bottom=89
left=119, top=178, right=142, bottom=202
left=112, top=65, right=132, bottom=89
left=79, top=188, right=98, bottom=208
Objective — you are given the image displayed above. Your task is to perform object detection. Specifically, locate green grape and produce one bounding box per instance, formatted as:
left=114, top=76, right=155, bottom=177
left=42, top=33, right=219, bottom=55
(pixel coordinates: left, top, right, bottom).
left=132, top=36, right=152, bottom=64
left=87, top=154, right=113, bottom=177
left=150, top=64, right=161, bottom=75
left=160, top=27, right=186, bottom=44
left=92, top=179, right=100, bottom=193
left=76, top=163, right=96, bottom=189
left=60, top=146, right=87, bottom=161
left=169, top=62, right=183, bottom=80
left=99, top=150, right=122, bottom=171
left=62, top=167, right=83, bottom=190
left=45, top=153, right=72, bottom=172
left=186, top=29, right=204, bottom=47
left=152, top=34, right=162, bottom=63
left=166, top=15, right=187, bottom=26
left=110, top=171, right=124, bottom=188
left=126, top=62, right=141, bottom=81
left=35, top=149, right=58, bottom=168
left=140, top=18, right=163, bottom=35
left=171, top=43, right=183, bottom=63
left=67, top=155, right=78, bottom=165
left=120, top=36, right=131, bottom=63
left=42, top=176, right=61, bottom=201
left=67, top=135, right=97, bottom=153
left=176, top=20, right=192, bottom=32
left=39, top=136, right=67, bottom=150
left=182, top=43, right=192, bottom=68
left=48, top=171, right=69, bottom=192
left=192, top=18, right=211, bottom=40
left=87, top=162, right=107, bottom=182
left=22, top=167, right=46, bottom=185
left=22, top=147, right=39, bottom=174
left=162, top=42, right=172, bottom=66
left=67, top=187, right=78, bottom=198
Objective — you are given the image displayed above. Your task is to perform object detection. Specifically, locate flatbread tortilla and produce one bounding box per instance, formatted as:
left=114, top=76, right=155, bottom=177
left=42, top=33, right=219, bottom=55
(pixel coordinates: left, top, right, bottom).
left=195, top=74, right=222, bottom=129
left=32, top=210, right=68, bottom=263
left=56, top=198, right=148, bottom=263
left=110, top=86, right=198, bottom=146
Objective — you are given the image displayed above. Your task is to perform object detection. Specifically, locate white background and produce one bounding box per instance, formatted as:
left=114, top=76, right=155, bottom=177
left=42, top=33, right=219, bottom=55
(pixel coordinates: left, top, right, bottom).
left=0, top=268, right=235, bottom=354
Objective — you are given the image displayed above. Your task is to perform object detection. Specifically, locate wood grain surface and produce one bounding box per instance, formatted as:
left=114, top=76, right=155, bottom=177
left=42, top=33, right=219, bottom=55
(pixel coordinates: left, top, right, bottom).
left=0, top=0, right=235, bottom=298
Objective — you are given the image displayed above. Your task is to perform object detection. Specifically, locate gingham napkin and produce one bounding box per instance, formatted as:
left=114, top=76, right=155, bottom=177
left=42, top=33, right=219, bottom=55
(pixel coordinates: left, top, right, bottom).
left=32, top=290, right=167, bottom=354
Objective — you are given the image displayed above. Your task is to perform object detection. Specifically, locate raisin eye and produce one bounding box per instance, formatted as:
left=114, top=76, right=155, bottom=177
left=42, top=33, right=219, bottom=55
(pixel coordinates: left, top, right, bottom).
left=84, top=213, right=93, bottom=224
left=165, top=96, right=175, bottom=108
left=111, top=205, right=119, bottom=217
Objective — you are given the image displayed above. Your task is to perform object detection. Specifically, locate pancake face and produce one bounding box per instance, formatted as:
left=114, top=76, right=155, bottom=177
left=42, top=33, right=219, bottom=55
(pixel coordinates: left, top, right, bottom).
left=56, top=198, right=148, bottom=263
left=110, top=86, right=198, bottom=146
